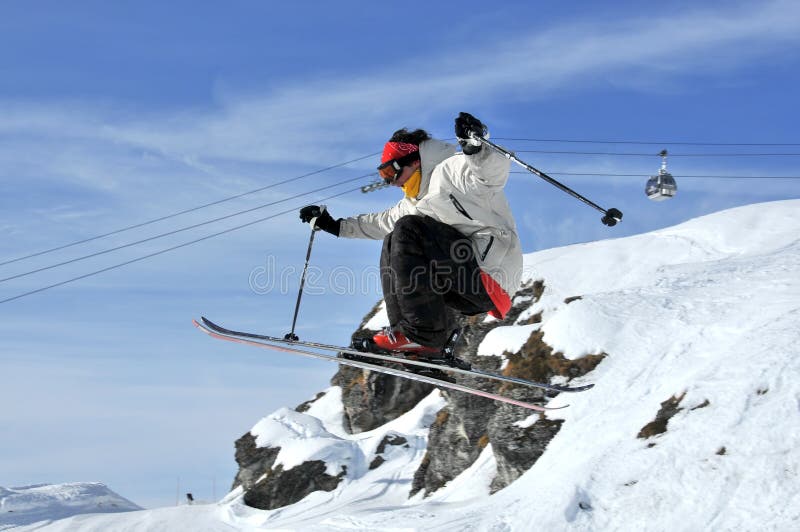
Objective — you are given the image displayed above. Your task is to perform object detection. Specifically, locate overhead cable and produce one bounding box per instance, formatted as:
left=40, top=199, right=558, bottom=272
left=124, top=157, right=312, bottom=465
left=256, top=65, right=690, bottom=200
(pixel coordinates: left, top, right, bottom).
left=513, top=150, right=800, bottom=157
left=510, top=171, right=800, bottom=179
left=495, top=137, right=800, bottom=146
left=0, top=186, right=365, bottom=305
left=0, top=152, right=379, bottom=267
left=0, top=173, right=375, bottom=284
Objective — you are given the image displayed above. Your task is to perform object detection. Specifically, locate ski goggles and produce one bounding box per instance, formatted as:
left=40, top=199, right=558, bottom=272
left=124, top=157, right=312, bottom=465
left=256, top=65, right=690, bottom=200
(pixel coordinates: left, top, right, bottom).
left=377, top=152, right=419, bottom=184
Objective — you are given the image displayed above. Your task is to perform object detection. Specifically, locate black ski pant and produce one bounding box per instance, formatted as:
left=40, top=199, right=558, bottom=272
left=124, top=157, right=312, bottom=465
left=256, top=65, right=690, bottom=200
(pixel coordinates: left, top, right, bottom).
left=380, top=215, right=495, bottom=349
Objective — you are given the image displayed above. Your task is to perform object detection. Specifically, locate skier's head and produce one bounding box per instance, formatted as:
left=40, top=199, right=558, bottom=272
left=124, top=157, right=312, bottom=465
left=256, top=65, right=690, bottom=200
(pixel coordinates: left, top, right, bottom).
left=377, top=128, right=430, bottom=187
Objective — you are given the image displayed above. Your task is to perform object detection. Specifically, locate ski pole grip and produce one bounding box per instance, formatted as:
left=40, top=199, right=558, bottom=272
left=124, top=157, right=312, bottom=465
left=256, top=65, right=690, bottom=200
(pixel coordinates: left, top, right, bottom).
left=466, top=131, right=484, bottom=147
left=309, top=205, right=327, bottom=230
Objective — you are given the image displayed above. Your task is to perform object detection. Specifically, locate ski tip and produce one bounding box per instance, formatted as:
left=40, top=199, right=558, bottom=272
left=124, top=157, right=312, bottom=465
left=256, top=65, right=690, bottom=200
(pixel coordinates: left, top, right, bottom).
left=193, top=318, right=212, bottom=333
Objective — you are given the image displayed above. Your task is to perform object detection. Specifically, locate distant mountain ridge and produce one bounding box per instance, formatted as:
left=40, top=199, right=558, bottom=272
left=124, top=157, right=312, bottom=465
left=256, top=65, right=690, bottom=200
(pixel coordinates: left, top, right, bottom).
left=0, top=482, right=141, bottom=530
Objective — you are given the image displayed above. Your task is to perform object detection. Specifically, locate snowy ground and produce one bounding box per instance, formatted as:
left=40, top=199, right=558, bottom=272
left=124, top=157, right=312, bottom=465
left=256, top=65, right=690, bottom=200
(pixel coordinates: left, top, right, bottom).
left=9, top=200, right=800, bottom=531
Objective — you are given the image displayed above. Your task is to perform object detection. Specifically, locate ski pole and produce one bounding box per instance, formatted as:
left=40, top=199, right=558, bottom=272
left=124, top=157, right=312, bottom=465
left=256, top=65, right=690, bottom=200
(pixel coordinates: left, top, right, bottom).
left=470, top=134, right=623, bottom=227
left=284, top=206, right=325, bottom=341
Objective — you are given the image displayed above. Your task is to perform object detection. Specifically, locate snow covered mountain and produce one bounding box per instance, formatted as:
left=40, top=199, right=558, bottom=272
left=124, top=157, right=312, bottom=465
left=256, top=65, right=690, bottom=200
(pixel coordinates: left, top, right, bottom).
left=16, top=200, right=800, bottom=531
left=0, top=482, right=141, bottom=529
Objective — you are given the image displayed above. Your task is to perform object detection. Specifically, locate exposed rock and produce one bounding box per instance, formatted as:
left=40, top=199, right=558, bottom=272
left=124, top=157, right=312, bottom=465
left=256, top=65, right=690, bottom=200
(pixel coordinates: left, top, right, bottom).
left=231, top=432, right=280, bottom=492
left=488, top=408, right=563, bottom=492
left=409, top=393, right=495, bottom=497
left=295, top=391, right=326, bottom=413
left=637, top=392, right=686, bottom=439
left=232, top=432, right=346, bottom=510
left=368, top=456, right=386, bottom=470
left=332, top=363, right=435, bottom=434
left=376, top=433, right=408, bottom=453
left=503, top=330, right=606, bottom=391
left=370, top=434, right=410, bottom=470
left=243, top=460, right=346, bottom=511
left=408, top=279, right=605, bottom=497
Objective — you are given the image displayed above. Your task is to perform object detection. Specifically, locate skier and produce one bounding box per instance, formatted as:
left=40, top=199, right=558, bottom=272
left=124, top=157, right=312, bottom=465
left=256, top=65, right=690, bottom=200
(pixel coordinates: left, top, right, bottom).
left=299, top=112, right=522, bottom=357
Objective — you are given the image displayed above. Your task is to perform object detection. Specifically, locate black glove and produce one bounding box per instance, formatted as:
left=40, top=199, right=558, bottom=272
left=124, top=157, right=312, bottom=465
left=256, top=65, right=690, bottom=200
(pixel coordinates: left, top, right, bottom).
left=299, top=205, right=341, bottom=237
left=455, top=112, right=488, bottom=155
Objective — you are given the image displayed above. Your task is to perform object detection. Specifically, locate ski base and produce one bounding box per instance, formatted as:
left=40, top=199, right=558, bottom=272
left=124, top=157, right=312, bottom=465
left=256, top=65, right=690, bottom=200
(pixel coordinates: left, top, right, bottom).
left=200, top=317, right=594, bottom=394
left=193, top=318, right=567, bottom=412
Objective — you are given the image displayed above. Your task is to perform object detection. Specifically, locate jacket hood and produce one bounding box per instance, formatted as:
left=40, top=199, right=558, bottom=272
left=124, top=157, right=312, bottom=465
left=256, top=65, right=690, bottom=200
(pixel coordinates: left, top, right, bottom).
left=416, top=139, right=456, bottom=199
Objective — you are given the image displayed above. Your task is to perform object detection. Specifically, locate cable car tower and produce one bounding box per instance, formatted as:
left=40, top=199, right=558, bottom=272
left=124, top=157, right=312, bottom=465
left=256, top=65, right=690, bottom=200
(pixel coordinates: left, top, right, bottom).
left=645, top=149, right=677, bottom=201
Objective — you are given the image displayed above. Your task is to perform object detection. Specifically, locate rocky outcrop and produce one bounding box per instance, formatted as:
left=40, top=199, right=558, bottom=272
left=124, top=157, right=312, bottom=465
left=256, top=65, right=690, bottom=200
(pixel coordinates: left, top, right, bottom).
left=231, top=280, right=606, bottom=509
left=339, top=280, right=605, bottom=498
left=242, top=459, right=345, bottom=511
left=332, top=362, right=435, bottom=434
left=488, top=408, right=563, bottom=492
left=410, top=393, right=495, bottom=497
left=231, top=432, right=280, bottom=494
left=231, top=425, right=347, bottom=511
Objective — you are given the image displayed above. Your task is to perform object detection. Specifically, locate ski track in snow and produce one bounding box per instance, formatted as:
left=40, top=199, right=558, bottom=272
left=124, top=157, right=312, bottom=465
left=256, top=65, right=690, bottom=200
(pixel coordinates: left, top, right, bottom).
left=11, top=200, right=800, bottom=531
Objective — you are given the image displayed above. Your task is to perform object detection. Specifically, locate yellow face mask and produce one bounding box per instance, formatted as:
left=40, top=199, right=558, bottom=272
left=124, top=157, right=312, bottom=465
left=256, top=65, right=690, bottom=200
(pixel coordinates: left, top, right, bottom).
left=402, top=168, right=422, bottom=198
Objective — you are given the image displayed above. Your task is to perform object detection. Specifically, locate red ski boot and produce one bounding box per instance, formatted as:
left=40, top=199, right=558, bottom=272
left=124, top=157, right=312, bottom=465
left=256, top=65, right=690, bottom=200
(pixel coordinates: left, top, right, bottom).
left=372, top=328, right=440, bottom=356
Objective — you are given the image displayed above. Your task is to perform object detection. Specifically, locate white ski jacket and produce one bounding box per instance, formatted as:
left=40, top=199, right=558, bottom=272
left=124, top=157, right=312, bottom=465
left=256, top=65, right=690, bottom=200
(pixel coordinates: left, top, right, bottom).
left=339, top=138, right=523, bottom=300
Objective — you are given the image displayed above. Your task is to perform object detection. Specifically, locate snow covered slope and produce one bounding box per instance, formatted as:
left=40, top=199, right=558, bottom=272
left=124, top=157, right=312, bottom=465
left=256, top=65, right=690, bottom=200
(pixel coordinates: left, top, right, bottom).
left=18, top=199, right=800, bottom=531
left=0, top=483, right=141, bottom=530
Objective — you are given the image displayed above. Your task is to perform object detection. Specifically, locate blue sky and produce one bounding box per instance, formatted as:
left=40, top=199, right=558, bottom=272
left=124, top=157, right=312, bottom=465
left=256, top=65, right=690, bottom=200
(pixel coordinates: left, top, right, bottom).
left=1, top=1, right=799, bottom=508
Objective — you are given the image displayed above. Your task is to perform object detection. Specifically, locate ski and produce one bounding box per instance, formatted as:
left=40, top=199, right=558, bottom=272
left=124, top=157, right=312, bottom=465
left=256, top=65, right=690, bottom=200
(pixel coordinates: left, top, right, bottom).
left=193, top=319, right=564, bottom=412
left=198, top=317, right=594, bottom=393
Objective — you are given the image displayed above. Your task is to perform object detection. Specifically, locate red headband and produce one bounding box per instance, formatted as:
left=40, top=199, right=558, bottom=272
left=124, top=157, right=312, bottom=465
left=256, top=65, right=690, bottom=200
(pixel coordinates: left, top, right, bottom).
left=381, top=141, right=419, bottom=164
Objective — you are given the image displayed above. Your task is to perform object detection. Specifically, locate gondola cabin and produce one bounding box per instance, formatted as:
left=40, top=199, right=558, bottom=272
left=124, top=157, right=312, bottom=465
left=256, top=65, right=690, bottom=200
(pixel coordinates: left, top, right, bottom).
left=646, top=149, right=677, bottom=201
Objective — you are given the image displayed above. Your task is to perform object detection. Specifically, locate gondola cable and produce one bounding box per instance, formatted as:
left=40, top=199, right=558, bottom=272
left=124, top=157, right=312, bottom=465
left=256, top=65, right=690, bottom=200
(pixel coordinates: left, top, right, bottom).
left=0, top=185, right=366, bottom=305
left=0, top=173, right=376, bottom=284
left=0, top=152, right=379, bottom=268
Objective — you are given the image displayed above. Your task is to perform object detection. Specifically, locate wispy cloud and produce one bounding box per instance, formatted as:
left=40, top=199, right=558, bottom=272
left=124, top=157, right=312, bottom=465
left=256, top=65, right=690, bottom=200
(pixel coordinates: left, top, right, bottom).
left=151, top=0, right=799, bottom=156
left=2, top=1, right=797, bottom=173
left=1, top=0, right=797, bottom=253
